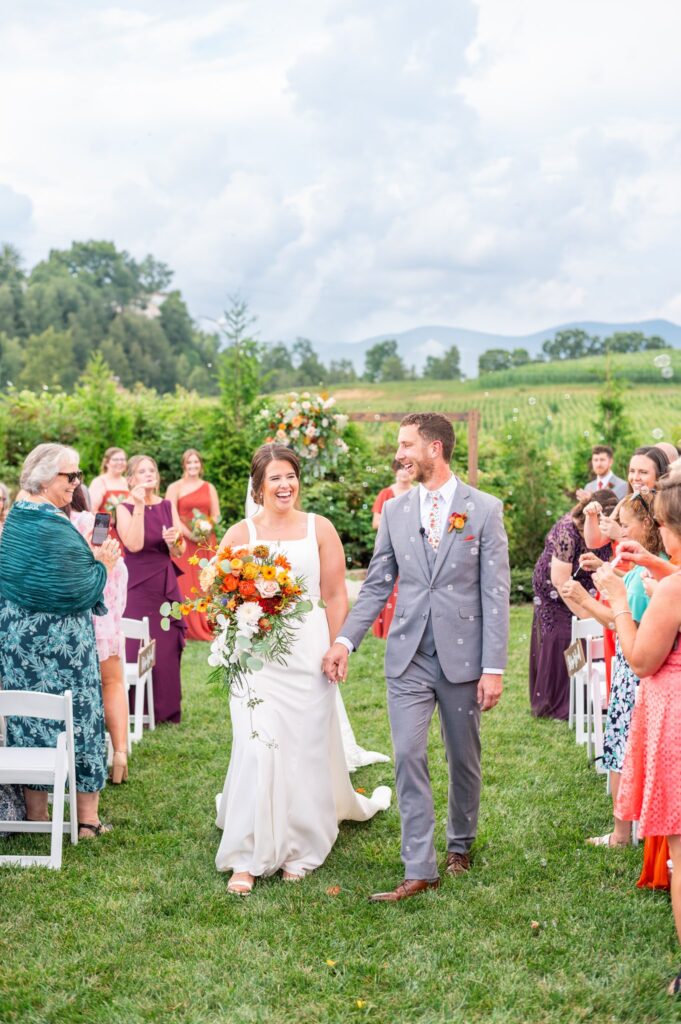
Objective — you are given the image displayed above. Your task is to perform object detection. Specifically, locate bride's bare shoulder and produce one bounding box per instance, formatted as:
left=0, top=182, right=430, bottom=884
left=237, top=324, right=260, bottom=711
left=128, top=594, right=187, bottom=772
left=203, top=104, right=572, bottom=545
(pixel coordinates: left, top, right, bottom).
left=218, top=520, right=250, bottom=547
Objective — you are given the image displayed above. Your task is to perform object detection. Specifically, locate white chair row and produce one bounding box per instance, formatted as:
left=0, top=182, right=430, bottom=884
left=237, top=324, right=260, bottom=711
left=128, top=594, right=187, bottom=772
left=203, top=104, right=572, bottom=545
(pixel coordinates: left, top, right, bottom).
left=0, top=615, right=156, bottom=870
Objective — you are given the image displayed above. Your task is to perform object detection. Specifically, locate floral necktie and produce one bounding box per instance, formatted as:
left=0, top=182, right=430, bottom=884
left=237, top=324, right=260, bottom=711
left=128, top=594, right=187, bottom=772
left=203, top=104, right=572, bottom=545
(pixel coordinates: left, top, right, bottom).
left=427, top=491, right=441, bottom=550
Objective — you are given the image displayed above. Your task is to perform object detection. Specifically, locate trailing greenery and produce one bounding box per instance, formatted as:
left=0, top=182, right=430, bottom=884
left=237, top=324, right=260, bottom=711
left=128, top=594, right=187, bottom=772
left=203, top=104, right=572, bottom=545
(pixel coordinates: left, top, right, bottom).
left=2, top=612, right=679, bottom=1023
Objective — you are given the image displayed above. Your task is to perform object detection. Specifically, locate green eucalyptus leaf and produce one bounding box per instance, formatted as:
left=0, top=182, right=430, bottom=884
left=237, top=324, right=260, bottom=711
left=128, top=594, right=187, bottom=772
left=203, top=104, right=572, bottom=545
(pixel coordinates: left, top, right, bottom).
left=159, top=602, right=171, bottom=616
left=160, top=617, right=170, bottom=631
left=247, top=656, right=263, bottom=672
left=236, top=635, right=251, bottom=650
left=317, top=598, right=327, bottom=609
left=296, top=600, right=313, bottom=614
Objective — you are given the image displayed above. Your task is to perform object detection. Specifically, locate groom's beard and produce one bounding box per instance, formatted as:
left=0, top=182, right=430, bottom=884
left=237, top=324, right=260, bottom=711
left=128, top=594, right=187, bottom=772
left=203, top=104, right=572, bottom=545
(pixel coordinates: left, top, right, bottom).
left=410, top=456, right=435, bottom=484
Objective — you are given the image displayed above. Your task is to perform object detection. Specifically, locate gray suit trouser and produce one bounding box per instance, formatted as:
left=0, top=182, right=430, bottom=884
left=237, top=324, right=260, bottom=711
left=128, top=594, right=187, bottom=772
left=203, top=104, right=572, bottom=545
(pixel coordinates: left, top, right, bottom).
left=387, top=649, right=481, bottom=880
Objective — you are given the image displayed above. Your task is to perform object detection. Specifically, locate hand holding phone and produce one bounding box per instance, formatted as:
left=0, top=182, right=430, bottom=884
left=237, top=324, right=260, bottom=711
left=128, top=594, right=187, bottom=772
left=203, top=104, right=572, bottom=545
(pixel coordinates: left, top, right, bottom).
left=91, top=512, right=111, bottom=545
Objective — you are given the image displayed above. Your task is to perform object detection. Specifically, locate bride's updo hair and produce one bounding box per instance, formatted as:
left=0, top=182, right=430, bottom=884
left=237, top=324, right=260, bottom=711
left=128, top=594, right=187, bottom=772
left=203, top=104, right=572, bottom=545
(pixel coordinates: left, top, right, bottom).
left=250, top=444, right=300, bottom=506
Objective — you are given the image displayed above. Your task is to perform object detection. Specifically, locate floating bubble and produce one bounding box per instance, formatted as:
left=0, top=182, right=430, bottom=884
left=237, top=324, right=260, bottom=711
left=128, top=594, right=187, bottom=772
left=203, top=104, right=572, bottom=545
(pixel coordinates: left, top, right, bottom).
left=339, top=475, right=345, bottom=483
left=512, top=416, right=518, bottom=422
left=528, top=397, right=537, bottom=405
left=470, top=547, right=479, bottom=555
left=457, top=638, right=464, bottom=645
left=492, top=608, right=498, bottom=615
left=662, top=366, right=674, bottom=379
left=651, top=428, right=664, bottom=440
left=513, top=407, right=519, bottom=414
left=362, top=503, right=368, bottom=510
left=409, top=536, right=415, bottom=542
left=563, top=393, right=571, bottom=399
left=405, top=554, right=411, bottom=560
left=466, top=501, right=475, bottom=510
left=484, top=391, right=490, bottom=397
left=654, top=353, right=672, bottom=368
left=533, top=596, right=542, bottom=605
left=546, top=414, right=553, bottom=422
left=549, top=590, right=558, bottom=600
left=447, top=584, right=453, bottom=591
left=400, top=634, right=406, bottom=640
left=468, top=615, right=475, bottom=621
left=583, top=430, right=590, bottom=438
left=506, top=434, right=513, bottom=440
left=384, top=574, right=393, bottom=582
left=546, top=460, right=552, bottom=467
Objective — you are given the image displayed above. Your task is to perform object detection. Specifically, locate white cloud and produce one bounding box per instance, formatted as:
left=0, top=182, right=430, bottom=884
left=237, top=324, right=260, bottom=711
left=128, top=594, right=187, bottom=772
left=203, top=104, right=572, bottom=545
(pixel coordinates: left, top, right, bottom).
left=0, top=0, right=680, bottom=346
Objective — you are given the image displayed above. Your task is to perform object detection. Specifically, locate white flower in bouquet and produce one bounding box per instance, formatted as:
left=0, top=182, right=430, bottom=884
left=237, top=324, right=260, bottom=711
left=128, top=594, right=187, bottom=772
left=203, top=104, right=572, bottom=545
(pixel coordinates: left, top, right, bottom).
left=308, top=443, right=319, bottom=457
left=255, top=578, right=280, bottom=598
left=321, top=418, right=329, bottom=427
left=301, top=400, right=311, bottom=411
left=196, top=518, right=212, bottom=534
left=199, top=562, right=218, bottom=591
left=235, top=601, right=262, bottom=636
left=290, top=428, right=300, bottom=439
left=305, top=423, right=317, bottom=438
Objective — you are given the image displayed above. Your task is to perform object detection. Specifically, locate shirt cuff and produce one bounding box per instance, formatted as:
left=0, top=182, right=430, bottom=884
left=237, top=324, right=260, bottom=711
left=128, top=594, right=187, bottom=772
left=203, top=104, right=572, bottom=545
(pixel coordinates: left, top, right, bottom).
left=336, top=636, right=354, bottom=653
left=482, top=667, right=503, bottom=675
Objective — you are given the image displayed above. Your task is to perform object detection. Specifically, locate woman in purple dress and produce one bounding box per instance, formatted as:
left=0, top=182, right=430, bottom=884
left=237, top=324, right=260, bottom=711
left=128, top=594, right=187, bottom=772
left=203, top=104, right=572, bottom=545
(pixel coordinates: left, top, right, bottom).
left=116, top=455, right=187, bottom=724
left=529, top=489, right=617, bottom=720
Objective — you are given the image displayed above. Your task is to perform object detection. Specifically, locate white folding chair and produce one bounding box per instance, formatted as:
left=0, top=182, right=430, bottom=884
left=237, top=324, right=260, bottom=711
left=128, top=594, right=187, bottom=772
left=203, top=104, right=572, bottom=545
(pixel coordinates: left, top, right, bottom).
left=0, top=690, right=78, bottom=869
left=122, top=616, right=155, bottom=744
left=569, top=617, right=604, bottom=746
left=585, top=636, right=606, bottom=764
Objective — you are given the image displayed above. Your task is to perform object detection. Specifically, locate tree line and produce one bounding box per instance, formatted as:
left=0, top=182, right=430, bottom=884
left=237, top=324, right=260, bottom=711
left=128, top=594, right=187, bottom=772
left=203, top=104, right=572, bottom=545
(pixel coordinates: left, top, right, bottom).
left=478, top=327, right=671, bottom=375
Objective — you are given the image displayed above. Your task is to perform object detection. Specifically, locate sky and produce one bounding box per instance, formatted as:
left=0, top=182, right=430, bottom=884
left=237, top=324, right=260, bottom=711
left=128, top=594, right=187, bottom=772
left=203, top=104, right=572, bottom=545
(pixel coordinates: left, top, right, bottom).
left=2, top=0, right=681, bottom=348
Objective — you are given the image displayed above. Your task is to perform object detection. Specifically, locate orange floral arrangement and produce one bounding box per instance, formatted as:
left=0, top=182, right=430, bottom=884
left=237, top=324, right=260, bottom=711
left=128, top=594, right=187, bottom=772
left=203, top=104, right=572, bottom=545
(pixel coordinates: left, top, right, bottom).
left=448, top=511, right=468, bottom=533
left=160, top=543, right=312, bottom=694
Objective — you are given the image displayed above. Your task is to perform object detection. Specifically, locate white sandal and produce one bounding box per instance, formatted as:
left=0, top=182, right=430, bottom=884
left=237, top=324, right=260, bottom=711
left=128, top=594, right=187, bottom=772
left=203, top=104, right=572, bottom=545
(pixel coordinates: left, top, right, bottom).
left=282, top=870, right=304, bottom=882
left=586, top=832, right=628, bottom=847
left=227, top=873, right=254, bottom=896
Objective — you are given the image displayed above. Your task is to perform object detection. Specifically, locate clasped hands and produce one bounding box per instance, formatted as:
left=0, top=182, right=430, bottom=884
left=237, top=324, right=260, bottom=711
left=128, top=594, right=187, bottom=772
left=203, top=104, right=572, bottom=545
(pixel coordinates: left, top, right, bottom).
left=321, top=643, right=502, bottom=711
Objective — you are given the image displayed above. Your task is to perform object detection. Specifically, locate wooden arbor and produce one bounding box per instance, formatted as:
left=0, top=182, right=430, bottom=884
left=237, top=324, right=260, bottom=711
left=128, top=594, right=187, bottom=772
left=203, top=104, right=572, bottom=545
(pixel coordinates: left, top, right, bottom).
left=349, top=410, right=481, bottom=485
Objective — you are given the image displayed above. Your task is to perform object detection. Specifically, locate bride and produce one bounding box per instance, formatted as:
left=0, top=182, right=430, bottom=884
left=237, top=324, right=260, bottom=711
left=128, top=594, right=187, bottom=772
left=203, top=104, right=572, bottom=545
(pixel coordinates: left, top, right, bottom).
left=216, top=444, right=391, bottom=894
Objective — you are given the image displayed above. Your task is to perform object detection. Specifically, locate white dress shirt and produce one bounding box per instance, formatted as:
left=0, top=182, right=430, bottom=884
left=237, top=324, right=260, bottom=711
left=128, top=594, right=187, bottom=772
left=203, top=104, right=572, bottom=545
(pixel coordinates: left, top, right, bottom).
left=336, top=472, right=501, bottom=674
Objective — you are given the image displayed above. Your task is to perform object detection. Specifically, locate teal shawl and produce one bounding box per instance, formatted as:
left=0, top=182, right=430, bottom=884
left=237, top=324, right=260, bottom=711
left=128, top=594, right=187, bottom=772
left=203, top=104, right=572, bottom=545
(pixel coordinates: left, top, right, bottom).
left=0, top=501, right=107, bottom=615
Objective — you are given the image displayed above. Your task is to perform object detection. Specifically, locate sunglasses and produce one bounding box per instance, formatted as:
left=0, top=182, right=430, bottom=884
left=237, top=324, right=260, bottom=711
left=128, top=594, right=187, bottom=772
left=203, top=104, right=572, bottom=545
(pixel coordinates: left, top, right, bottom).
left=57, top=471, right=84, bottom=484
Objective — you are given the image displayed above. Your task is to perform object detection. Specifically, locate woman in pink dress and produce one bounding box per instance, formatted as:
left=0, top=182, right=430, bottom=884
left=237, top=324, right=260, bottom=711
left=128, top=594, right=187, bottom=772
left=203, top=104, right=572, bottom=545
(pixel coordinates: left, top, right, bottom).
left=89, top=447, right=130, bottom=539
left=166, top=449, right=220, bottom=642
left=593, top=475, right=681, bottom=996
left=69, top=486, right=130, bottom=783
left=371, top=461, right=413, bottom=638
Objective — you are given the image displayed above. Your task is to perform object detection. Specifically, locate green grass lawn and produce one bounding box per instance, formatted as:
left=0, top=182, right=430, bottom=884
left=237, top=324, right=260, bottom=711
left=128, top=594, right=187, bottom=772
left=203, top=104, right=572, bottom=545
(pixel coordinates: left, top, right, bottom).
left=1, top=607, right=679, bottom=1023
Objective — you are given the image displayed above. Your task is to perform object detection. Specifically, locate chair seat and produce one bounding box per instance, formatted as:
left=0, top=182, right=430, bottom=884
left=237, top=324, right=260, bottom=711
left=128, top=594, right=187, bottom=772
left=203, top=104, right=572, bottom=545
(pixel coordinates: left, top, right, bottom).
left=0, top=747, right=59, bottom=784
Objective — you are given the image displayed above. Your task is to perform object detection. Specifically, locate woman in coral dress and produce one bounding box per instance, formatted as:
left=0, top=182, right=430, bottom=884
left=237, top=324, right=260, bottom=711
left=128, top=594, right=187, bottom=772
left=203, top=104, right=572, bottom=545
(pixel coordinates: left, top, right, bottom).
left=166, top=449, right=220, bottom=642
left=593, top=475, right=681, bottom=997
left=89, top=447, right=130, bottom=539
left=371, top=461, right=413, bottom=638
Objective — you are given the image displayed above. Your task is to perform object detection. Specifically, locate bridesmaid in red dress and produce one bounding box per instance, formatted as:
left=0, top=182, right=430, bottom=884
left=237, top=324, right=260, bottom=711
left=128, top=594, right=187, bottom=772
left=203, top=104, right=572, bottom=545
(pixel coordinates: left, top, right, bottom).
left=594, top=476, right=681, bottom=996
left=371, top=460, right=413, bottom=639
left=89, top=447, right=130, bottom=538
left=166, top=449, right=220, bottom=642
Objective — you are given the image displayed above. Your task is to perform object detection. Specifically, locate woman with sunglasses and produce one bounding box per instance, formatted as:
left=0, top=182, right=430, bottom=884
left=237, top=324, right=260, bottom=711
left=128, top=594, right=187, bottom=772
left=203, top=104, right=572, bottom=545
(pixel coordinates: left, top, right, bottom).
left=593, top=478, right=681, bottom=997
left=0, top=444, right=121, bottom=838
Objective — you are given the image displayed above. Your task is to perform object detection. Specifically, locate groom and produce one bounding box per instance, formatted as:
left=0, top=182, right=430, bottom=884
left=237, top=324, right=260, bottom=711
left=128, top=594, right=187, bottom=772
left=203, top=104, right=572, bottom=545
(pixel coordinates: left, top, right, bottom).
left=323, top=413, right=510, bottom=902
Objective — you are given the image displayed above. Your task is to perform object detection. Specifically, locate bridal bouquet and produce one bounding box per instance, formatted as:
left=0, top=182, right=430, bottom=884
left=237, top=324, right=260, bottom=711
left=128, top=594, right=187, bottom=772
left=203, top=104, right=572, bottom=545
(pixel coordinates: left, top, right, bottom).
left=188, top=507, right=221, bottom=544
left=160, top=543, right=313, bottom=693
left=257, top=392, right=349, bottom=479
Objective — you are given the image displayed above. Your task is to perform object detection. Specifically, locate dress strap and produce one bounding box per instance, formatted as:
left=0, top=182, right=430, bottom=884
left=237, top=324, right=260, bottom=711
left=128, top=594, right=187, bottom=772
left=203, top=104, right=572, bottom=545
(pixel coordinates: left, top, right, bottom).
left=245, top=518, right=257, bottom=544
left=307, top=513, right=316, bottom=540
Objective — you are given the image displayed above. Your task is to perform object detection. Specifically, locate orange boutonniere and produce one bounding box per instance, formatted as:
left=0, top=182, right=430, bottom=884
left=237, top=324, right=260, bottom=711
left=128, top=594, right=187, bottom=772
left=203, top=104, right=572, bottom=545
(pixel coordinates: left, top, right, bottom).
left=448, top=511, right=468, bottom=533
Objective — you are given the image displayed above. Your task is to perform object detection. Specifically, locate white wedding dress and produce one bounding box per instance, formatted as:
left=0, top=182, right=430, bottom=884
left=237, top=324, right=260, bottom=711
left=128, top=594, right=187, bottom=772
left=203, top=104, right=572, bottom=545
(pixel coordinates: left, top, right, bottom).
left=245, top=477, right=390, bottom=773
left=215, top=514, right=391, bottom=878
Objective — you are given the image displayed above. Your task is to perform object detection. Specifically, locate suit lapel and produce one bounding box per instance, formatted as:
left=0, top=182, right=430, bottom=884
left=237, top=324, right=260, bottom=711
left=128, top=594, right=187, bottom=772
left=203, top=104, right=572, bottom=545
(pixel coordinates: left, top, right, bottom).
left=402, top=487, right=430, bottom=586
left=431, top=477, right=470, bottom=584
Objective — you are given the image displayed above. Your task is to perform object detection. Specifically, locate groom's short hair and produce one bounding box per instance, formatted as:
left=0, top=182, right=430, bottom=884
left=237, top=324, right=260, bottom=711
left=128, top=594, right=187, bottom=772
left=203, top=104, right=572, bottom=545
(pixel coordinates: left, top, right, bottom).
left=400, top=413, right=455, bottom=463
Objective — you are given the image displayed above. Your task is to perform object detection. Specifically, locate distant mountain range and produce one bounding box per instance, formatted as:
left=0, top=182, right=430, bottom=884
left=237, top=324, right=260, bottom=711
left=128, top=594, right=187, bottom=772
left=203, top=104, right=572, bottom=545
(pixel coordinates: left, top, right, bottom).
left=311, top=319, right=681, bottom=379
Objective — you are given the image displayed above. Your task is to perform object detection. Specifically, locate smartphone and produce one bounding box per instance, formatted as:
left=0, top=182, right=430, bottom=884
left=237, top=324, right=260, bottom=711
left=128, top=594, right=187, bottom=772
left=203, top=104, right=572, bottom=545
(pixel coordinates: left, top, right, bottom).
left=91, top=512, right=111, bottom=546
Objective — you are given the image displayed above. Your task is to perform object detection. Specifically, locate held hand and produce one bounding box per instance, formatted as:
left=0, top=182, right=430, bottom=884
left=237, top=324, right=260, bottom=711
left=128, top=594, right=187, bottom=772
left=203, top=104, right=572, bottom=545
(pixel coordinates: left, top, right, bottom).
left=130, top=484, right=146, bottom=508
left=583, top=501, right=602, bottom=517
left=614, top=539, right=647, bottom=565
left=575, top=488, right=591, bottom=503
left=162, top=526, right=182, bottom=547
left=322, top=643, right=349, bottom=684
left=93, top=537, right=121, bottom=572
left=641, top=570, right=658, bottom=598
left=560, top=579, right=589, bottom=606
left=578, top=551, right=604, bottom=573
left=593, top=564, right=627, bottom=603
left=477, top=673, right=502, bottom=712
left=598, top=514, right=622, bottom=541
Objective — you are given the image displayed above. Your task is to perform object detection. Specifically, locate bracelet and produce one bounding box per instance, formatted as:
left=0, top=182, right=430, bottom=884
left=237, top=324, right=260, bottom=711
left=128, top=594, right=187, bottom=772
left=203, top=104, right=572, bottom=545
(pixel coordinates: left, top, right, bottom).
left=613, top=610, right=632, bottom=621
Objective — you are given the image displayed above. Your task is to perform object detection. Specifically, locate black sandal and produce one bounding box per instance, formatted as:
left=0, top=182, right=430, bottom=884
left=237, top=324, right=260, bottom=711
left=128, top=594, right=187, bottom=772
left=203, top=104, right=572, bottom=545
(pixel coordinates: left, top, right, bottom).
left=78, top=821, right=113, bottom=839
left=668, top=969, right=681, bottom=996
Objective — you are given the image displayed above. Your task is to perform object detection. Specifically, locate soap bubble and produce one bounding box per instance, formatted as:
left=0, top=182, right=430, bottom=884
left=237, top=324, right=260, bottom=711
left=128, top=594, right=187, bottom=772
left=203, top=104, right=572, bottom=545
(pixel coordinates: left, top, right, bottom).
left=549, top=589, right=558, bottom=600
left=533, top=596, right=542, bottom=605
left=654, top=353, right=672, bottom=368
left=662, top=366, right=674, bottom=379
left=528, top=397, right=537, bottom=405
left=651, top=428, right=664, bottom=440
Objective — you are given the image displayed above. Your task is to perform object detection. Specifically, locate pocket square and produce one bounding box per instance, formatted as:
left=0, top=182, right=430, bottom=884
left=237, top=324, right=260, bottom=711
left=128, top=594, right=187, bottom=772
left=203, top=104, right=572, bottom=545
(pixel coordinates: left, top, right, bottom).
left=464, top=535, right=476, bottom=541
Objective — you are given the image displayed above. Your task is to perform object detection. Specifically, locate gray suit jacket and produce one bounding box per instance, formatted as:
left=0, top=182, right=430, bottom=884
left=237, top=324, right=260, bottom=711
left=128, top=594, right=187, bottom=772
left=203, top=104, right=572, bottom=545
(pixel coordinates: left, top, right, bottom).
left=584, top=474, right=628, bottom=500
left=341, top=478, right=510, bottom=683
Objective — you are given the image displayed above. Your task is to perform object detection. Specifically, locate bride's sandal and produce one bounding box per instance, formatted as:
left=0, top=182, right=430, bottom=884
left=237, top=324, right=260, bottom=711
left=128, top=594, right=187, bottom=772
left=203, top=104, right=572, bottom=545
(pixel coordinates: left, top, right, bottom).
left=282, top=871, right=304, bottom=882
left=227, top=872, right=254, bottom=896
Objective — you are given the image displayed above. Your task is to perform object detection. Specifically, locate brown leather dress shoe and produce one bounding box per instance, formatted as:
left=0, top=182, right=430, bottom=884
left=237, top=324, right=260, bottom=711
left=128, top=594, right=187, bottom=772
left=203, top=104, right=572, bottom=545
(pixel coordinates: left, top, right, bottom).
left=445, top=852, right=471, bottom=876
left=369, top=878, right=440, bottom=902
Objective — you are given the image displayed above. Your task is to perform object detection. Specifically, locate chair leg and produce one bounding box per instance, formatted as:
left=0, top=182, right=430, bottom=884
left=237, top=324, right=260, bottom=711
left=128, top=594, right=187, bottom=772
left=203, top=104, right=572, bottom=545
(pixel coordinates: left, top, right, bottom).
left=133, top=676, right=144, bottom=743
left=146, top=672, right=155, bottom=732
left=50, top=741, right=67, bottom=869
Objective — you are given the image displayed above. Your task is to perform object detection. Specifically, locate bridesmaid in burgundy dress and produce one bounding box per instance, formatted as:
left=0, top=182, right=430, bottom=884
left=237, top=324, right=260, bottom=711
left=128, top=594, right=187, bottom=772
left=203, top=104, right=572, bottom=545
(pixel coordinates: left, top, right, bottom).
left=166, top=449, right=220, bottom=642
left=116, top=455, right=187, bottom=724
